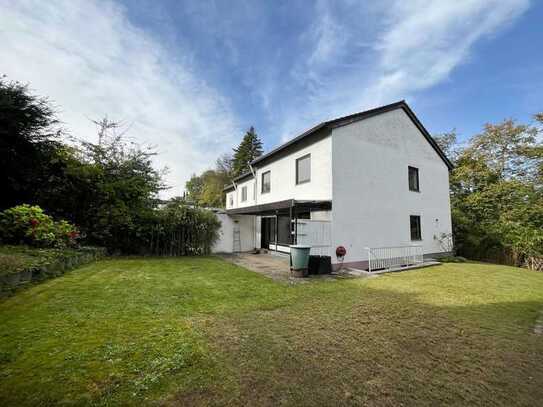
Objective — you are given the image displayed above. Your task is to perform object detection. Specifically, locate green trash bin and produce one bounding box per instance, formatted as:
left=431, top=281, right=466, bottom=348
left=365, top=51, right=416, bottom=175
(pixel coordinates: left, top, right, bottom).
left=290, top=245, right=311, bottom=277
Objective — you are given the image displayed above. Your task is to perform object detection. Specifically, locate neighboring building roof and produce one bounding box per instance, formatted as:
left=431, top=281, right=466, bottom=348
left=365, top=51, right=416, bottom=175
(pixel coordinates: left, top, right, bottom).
left=224, top=101, right=453, bottom=191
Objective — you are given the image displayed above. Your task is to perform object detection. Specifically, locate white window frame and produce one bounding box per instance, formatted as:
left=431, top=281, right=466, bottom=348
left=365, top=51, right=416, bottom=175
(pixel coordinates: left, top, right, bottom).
left=295, top=154, right=311, bottom=185
left=261, top=171, right=271, bottom=194
left=241, top=185, right=247, bottom=202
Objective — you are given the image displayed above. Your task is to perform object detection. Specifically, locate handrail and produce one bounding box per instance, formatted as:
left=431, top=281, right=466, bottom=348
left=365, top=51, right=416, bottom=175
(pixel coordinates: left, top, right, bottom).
left=365, top=245, right=423, bottom=272
left=366, top=245, right=423, bottom=250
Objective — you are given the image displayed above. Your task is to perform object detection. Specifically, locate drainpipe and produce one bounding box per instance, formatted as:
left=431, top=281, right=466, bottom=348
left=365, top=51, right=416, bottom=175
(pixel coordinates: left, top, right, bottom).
left=248, top=163, right=257, bottom=205
left=231, top=180, right=238, bottom=208
left=248, top=163, right=258, bottom=249
left=275, top=210, right=278, bottom=253
left=289, top=204, right=293, bottom=245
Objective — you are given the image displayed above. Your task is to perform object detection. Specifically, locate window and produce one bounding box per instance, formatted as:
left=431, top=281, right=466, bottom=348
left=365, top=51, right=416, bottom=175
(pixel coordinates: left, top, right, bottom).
left=229, top=193, right=233, bottom=207
left=241, top=186, right=247, bottom=202
left=261, top=171, right=271, bottom=193
left=410, top=215, right=422, bottom=241
left=296, top=154, right=311, bottom=184
left=408, top=166, right=419, bottom=192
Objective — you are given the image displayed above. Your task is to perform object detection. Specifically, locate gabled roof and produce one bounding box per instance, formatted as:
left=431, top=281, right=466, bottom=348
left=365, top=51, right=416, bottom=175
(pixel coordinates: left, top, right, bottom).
left=224, top=100, right=453, bottom=191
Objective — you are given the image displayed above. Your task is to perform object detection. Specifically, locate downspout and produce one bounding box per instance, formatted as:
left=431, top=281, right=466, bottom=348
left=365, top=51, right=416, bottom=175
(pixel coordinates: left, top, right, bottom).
left=275, top=210, right=278, bottom=253
left=289, top=204, right=293, bottom=245
left=248, top=163, right=257, bottom=205
left=248, top=163, right=258, bottom=249
left=231, top=180, right=238, bottom=208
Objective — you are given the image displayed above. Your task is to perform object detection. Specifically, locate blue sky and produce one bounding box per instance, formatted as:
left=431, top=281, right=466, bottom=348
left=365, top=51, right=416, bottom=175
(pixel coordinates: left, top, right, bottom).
left=1, top=0, right=542, bottom=195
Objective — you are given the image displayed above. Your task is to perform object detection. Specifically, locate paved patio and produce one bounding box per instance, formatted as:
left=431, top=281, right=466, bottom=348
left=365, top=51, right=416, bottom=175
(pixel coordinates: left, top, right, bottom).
left=219, top=252, right=302, bottom=283
left=218, top=252, right=371, bottom=283
left=219, top=252, right=440, bottom=283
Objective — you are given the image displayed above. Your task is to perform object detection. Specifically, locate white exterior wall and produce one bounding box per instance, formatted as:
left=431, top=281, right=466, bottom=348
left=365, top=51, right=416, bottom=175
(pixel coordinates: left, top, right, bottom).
left=225, top=178, right=257, bottom=210
left=330, top=108, right=452, bottom=265
left=225, top=191, right=234, bottom=210
left=256, top=135, right=332, bottom=204
left=226, top=135, right=333, bottom=209
left=212, top=213, right=257, bottom=253
left=237, top=178, right=257, bottom=208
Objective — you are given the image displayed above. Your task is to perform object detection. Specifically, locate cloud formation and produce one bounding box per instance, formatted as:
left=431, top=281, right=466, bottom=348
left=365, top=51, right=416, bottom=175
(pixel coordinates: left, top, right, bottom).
left=279, top=0, right=530, bottom=142
left=0, top=0, right=532, bottom=189
left=0, top=0, right=240, bottom=196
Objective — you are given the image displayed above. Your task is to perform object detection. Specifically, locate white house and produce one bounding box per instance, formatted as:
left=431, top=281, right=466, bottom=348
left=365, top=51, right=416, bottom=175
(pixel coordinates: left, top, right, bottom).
left=213, top=101, right=453, bottom=270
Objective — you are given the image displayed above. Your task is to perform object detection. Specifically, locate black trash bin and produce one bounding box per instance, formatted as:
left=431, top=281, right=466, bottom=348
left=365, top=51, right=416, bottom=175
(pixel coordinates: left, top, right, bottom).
left=318, top=256, right=332, bottom=274
left=308, top=255, right=320, bottom=275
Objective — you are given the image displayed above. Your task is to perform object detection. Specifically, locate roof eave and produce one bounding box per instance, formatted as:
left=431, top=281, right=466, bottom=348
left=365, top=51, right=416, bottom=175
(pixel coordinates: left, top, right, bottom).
left=224, top=100, right=453, bottom=192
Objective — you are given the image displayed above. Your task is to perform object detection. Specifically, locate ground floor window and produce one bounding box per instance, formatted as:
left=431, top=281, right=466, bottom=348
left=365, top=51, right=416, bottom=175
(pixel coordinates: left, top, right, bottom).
left=410, top=215, right=422, bottom=241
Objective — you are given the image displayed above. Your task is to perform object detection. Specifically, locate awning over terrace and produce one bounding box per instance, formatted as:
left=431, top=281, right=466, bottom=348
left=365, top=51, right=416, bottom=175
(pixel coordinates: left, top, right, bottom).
left=225, top=199, right=332, bottom=216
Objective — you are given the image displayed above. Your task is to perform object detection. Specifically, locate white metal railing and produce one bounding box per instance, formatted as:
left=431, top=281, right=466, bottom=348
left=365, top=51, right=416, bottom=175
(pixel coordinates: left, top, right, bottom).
left=365, top=245, right=423, bottom=272
left=296, top=219, right=332, bottom=256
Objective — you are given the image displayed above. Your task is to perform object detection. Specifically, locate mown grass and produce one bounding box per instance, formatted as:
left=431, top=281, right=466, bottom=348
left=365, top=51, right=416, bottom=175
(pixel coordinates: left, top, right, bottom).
left=1, top=257, right=542, bottom=406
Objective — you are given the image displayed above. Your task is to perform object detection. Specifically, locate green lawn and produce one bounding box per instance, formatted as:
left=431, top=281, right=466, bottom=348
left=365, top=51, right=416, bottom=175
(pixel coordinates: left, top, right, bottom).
left=1, top=257, right=542, bottom=406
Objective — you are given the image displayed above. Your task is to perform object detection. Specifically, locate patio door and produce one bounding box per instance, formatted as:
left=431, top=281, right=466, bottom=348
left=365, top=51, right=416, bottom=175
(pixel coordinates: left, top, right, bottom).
left=261, top=217, right=275, bottom=249
left=261, top=215, right=292, bottom=252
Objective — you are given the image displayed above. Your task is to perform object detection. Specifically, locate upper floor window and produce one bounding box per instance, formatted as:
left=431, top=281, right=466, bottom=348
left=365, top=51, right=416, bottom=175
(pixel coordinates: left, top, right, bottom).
left=410, top=215, right=422, bottom=241
left=241, top=186, right=247, bottom=202
left=296, top=154, right=311, bottom=184
left=408, top=166, right=419, bottom=192
left=261, top=171, right=271, bottom=193
left=229, top=193, right=233, bottom=207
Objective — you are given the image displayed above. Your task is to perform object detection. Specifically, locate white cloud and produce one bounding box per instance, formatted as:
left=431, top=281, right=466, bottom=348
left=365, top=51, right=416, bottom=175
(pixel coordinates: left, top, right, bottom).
left=367, top=0, right=530, bottom=102
left=0, top=0, right=240, bottom=197
left=280, top=0, right=530, bottom=142
left=0, top=0, right=531, bottom=173
left=306, top=0, right=349, bottom=66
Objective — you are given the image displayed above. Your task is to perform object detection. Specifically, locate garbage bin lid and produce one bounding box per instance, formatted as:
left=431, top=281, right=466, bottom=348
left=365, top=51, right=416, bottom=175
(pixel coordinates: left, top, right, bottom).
left=289, top=244, right=311, bottom=249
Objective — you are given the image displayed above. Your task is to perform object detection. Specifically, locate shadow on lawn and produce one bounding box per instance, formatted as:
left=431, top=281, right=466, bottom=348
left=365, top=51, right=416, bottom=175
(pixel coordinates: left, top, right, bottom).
left=168, top=285, right=543, bottom=407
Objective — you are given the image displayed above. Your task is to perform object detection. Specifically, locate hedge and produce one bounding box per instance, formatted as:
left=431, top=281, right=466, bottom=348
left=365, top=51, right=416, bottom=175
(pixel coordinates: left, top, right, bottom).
left=0, top=246, right=106, bottom=297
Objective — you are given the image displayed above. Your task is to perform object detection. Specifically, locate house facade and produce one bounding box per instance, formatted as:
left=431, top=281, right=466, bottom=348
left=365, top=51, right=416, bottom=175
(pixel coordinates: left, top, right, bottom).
left=214, top=101, right=453, bottom=269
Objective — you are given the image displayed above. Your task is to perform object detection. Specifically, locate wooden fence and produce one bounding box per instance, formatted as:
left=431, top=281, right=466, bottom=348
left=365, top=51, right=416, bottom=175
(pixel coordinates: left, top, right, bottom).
left=526, top=256, right=543, bottom=271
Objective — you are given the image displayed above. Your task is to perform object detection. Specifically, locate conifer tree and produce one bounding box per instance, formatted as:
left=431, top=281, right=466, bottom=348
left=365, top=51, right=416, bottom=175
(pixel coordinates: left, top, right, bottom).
left=231, top=127, right=263, bottom=177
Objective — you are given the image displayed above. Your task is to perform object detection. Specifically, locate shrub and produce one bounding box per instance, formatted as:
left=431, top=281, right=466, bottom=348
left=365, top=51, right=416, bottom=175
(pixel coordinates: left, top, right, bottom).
left=121, top=203, right=221, bottom=256
left=0, top=205, right=79, bottom=248
left=0, top=254, right=28, bottom=275
left=0, top=245, right=106, bottom=296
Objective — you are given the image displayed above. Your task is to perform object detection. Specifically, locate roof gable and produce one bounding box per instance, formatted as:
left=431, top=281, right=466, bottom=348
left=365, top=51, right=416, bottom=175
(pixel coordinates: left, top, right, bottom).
left=252, top=100, right=452, bottom=170
left=224, top=101, right=452, bottom=191
left=328, top=101, right=453, bottom=170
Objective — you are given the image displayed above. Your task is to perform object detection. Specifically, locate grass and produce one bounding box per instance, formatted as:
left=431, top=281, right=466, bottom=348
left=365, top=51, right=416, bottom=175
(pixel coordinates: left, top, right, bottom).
left=0, top=257, right=542, bottom=406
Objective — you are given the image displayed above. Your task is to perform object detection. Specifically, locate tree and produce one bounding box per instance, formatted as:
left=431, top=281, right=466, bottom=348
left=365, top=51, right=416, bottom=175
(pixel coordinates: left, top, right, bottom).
left=216, top=153, right=233, bottom=176
left=0, top=76, right=64, bottom=209
left=468, top=119, right=540, bottom=181
left=231, top=126, right=263, bottom=177
left=185, top=152, right=234, bottom=208
left=185, top=169, right=229, bottom=208
left=434, top=130, right=460, bottom=162
left=184, top=128, right=263, bottom=208
left=444, top=115, right=543, bottom=264
left=28, top=116, right=166, bottom=251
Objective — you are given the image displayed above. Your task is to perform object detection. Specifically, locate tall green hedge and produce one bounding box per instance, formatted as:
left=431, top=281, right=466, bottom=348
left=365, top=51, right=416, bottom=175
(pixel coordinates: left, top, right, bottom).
left=119, top=203, right=221, bottom=256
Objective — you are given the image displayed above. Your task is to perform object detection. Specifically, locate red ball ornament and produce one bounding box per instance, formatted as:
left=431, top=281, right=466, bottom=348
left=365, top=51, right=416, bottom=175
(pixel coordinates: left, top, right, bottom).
left=336, top=246, right=346, bottom=257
